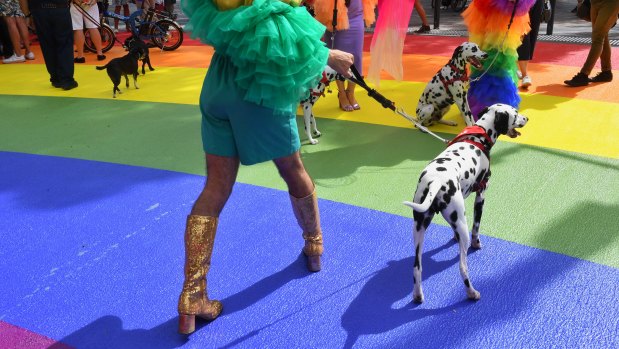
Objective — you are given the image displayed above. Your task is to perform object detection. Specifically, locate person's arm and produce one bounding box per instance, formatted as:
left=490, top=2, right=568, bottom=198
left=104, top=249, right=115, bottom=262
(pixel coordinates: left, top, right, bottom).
left=327, top=49, right=354, bottom=78
left=19, top=0, right=30, bottom=17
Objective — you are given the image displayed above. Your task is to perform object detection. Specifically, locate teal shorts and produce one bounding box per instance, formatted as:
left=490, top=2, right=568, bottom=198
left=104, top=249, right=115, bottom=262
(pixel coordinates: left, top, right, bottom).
left=199, top=54, right=300, bottom=166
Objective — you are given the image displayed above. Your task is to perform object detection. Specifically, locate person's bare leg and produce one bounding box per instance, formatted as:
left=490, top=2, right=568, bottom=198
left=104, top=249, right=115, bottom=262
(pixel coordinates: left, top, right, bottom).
left=178, top=153, right=239, bottom=334
left=346, top=81, right=360, bottom=110
left=191, top=154, right=240, bottom=217
left=336, top=79, right=353, bottom=111
left=74, top=30, right=85, bottom=59
left=87, top=27, right=104, bottom=56
left=274, top=152, right=323, bottom=271
left=4, top=17, right=24, bottom=56
left=15, top=17, right=32, bottom=54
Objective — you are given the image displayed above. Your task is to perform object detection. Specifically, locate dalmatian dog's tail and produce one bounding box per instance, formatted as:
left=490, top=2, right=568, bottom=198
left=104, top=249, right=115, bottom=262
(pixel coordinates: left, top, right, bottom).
left=403, top=181, right=441, bottom=212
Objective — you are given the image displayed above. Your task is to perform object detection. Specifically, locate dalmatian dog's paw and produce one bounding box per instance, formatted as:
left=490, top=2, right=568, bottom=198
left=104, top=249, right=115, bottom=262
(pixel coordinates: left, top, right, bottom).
left=471, top=236, right=482, bottom=249
left=467, top=289, right=481, bottom=301
left=312, top=130, right=322, bottom=138
left=309, top=138, right=319, bottom=145
left=413, top=291, right=425, bottom=304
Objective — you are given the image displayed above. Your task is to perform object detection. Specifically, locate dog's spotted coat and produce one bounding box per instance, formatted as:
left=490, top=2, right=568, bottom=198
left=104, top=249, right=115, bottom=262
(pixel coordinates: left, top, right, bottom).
left=404, top=104, right=528, bottom=303
left=416, top=42, right=488, bottom=127
left=299, top=66, right=343, bottom=145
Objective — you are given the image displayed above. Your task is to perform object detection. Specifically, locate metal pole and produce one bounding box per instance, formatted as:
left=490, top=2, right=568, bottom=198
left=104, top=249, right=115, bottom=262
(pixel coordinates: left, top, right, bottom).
left=546, top=0, right=556, bottom=35
left=433, top=0, right=440, bottom=29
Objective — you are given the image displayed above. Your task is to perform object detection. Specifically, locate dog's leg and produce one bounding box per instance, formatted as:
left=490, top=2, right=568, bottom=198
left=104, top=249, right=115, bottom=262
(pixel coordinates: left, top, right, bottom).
left=470, top=189, right=486, bottom=249
left=412, top=210, right=434, bottom=303
left=453, top=83, right=475, bottom=126
left=146, top=56, right=154, bottom=72
left=124, top=74, right=129, bottom=88
left=416, top=103, right=435, bottom=126
left=302, top=104, right=318, bottom=145
left=310, top=113, right=321, bottom=139
left=133, top=73, right=139, bottom=89
left=442, top=194, right=481, bottom=301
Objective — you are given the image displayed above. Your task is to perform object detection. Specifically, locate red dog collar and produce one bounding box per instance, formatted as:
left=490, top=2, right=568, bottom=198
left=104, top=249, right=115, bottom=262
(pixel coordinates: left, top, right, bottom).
left=447, top=126, right=493, bottom=159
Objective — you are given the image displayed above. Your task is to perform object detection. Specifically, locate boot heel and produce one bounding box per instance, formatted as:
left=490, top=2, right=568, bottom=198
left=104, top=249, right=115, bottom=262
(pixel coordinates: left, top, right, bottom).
left=178, top=314, right=196, bottom=334
left=307, top=255, right=321, bottom=272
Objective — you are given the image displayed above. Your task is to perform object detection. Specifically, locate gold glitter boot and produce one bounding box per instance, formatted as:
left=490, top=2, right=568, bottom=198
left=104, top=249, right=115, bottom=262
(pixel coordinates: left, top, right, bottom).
left=290, top=190, right=324, bottom=272
left=178, top=215, right=223, bottom=334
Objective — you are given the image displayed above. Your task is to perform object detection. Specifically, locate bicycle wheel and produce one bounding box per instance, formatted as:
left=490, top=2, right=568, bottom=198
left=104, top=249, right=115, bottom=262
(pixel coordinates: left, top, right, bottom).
left=84, top=24, right=116, bottom=54
left=149, top=19, right=183, bottom=51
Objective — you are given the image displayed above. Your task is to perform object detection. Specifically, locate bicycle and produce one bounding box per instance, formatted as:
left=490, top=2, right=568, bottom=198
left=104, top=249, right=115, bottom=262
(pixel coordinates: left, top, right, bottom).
left=84, top=2, right=183, bottom=53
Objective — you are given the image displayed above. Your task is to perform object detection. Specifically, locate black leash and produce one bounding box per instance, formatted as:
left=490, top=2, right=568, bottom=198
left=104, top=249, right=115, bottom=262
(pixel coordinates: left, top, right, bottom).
left=346, top=65, right=450, bottom=143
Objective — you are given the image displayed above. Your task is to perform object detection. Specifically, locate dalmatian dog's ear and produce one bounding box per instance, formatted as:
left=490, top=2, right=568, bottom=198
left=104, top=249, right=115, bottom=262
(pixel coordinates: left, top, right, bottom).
left=476, top=107, right=490, bottom=121
left=494, top=110, right=510, bottom=135
left=451, top=45, right=464, bottom=60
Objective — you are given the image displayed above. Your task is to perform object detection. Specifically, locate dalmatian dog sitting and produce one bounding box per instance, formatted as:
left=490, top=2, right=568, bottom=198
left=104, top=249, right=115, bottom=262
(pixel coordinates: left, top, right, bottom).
left=299, top=66, right=344, bottom=145
left=403, top=103, right=528, bottom=303
left=416, top=42, right=488, bottom=127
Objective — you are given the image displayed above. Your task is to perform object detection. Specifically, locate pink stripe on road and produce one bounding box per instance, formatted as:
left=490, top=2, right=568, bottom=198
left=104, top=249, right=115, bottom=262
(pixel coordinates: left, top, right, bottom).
left=0, top=321, right=73, bottom=349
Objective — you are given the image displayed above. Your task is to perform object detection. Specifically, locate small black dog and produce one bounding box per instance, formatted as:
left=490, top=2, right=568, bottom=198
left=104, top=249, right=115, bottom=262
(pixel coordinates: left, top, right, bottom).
left=124, top=36, right=155, bottom=75
left=96, top=46, right=145, bottom=98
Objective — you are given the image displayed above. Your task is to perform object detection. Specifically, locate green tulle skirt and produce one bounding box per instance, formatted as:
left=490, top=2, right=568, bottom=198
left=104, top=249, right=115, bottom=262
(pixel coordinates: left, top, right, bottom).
left=182, top=0, right=330, bottom=113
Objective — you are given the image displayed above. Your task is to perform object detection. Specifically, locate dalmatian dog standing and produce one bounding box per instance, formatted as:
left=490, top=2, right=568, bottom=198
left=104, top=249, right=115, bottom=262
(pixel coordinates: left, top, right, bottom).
left=299, top=66, right=344, bottom=145
left=403, top=104, right=528, bottom=303
left=416, top=42, right=488, bottom=127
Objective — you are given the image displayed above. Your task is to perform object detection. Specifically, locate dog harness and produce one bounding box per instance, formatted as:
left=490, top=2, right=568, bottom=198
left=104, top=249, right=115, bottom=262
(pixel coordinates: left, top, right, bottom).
left=448, top=126, right=493, bottom=192
left=310, top=71, right=332, bottom=98
left=438, top=63, right=469, bottom=100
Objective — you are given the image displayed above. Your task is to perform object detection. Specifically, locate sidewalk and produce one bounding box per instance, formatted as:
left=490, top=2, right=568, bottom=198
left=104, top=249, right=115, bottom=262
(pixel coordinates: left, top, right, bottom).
left=173, top=0, right=618, bottom=46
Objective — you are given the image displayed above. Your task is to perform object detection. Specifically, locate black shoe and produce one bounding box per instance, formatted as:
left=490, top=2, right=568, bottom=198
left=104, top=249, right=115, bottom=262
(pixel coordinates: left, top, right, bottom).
left=97, top=54, right=106, bottom=61
left=74, top=57, right=85, bottom=63
left=564, top=72, right=589, bottom=87
left=61, top=80, right=78, bottom=90
left=51, top=79, right=62, bottom=88
left=414, top=25, right=431, bottom=34
left=589, top=70, right=613, bottom=83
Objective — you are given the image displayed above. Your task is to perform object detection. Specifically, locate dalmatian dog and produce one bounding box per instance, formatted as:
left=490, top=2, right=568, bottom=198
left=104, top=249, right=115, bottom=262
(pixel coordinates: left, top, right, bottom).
left=403, top=103, right=528, bottom=303
left=299, top=66, right=344, bottom=145
left=416, top=42, right=488, bottom=127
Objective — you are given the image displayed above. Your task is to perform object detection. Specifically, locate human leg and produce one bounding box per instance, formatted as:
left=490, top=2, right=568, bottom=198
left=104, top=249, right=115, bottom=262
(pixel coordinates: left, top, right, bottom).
left=566, top=0, right=619, bottom=86
left=273, top=152, right=323, bottom=271
left=345, top=81, right=360, bottom=110
left=178, top=153, right=239, bottom=334
left=336, top=79, right=353, bottom=111
left=2, top=17, right=25, bottom=60
left=14, top=16, right=32, bottom=57
left=413, top=1, right=431, bottom=33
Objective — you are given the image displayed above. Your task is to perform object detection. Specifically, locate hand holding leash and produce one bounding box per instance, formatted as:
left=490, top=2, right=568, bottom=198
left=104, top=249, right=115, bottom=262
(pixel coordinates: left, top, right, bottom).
left=327, top=49, right=354, bottom=78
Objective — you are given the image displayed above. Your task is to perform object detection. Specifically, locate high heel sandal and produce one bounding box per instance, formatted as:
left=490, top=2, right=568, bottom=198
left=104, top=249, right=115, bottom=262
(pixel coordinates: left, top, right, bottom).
left=346, top=90, right=360, bottom=110
left=338, top=91, right=354, bottom=112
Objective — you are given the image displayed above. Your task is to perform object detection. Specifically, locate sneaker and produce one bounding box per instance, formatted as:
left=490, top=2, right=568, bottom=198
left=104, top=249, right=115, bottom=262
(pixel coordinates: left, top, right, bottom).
left=564, top=72, right=589, bottom=87
left=25, top=51, right=35, bottom=60
left=61, top=80, right=78, bottom=91
left=589, top=70, right=613, bottom=83
left=97, top=54, right=106, bottom=61
left=2, top=54, right=26, bottom=64
left=516, top=70, right=522, bottom=79
left=113, top=28, right=119, bottom=33
left=414, top=25, right=431, bottom=34
left=74, top=57, right=86, bottom=63
left=521, top=75, right=532, bottom=88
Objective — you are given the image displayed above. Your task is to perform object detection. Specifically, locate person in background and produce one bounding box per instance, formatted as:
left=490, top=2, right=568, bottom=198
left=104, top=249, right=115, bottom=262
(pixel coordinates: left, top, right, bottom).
left=413, top=0, right=431, bottom=34
left=516, top=0, right=544, bottom=88
left=313, top=0, right=377, bottom=111
left=176, top=0, right=354, bottom=335
left=112, top=0, right=129, bottom=32
left=1, top=0, right=34, bottom=63
left=70, top=0, right=106, bottom=63
left=19, top=0, right=78, bottom=89
left=564, top=0, right=619, bottom=86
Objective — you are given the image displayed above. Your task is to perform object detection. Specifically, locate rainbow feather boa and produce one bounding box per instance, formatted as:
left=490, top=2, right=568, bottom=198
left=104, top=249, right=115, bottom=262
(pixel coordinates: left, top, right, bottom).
left=462, top=0, right=536, bottom=118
